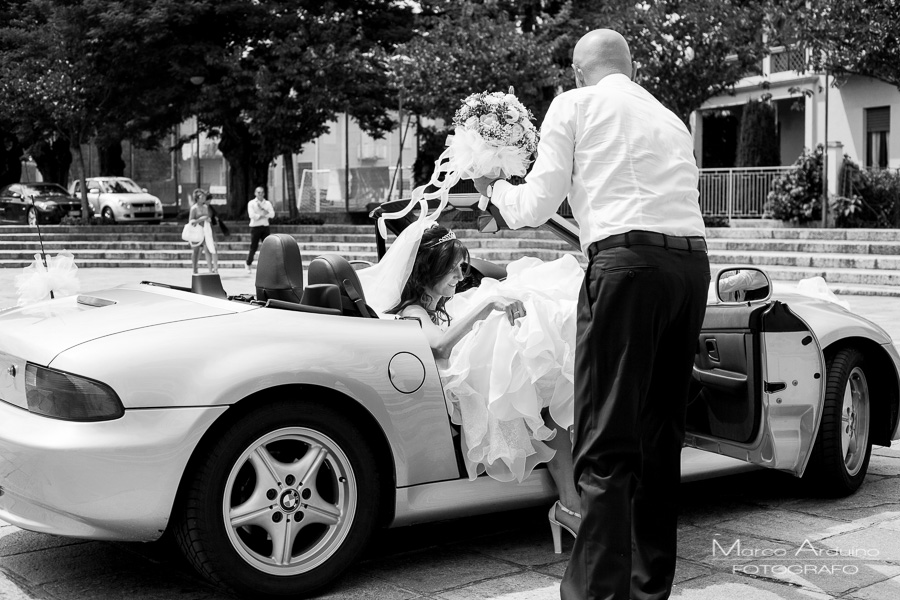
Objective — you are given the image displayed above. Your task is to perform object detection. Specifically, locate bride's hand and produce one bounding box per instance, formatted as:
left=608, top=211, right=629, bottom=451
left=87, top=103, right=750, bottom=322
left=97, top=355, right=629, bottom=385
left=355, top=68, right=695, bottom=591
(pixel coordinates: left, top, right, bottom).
left=490, top=298, right=526, bottom=325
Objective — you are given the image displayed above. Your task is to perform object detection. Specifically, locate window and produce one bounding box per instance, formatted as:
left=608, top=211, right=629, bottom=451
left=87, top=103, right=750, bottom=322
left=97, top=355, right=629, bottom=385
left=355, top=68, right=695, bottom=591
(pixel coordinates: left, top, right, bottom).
left=866, top=107, right=890, bottom=168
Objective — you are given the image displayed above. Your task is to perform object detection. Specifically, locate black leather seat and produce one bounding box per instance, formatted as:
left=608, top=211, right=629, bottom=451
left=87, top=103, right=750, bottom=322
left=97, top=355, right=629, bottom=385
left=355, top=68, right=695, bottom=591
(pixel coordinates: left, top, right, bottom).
left=255, top=234, right=305, bottom=303
left=307, top=254, right=377, bottom=318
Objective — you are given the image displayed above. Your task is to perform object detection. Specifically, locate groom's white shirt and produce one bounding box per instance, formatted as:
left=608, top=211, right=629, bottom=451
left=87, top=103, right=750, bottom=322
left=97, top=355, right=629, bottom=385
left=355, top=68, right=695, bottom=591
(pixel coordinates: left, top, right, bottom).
left=491, top=73, right=705, bottom=255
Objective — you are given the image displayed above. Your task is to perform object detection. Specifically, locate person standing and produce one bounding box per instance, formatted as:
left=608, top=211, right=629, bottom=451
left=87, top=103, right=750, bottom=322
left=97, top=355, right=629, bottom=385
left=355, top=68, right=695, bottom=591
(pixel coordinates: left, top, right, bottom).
left=474, top=29, right=710, bottom=600
left=188, top=188, right=218, bottom=274
left=245, top=186, right=275, bottom=272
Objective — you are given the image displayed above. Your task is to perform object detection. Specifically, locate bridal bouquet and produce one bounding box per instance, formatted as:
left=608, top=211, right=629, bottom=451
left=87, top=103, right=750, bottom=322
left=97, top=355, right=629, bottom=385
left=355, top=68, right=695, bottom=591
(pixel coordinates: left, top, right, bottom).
left=376, top=88, right=539, bottom=237
left=449, top=90, right=539, bottom=179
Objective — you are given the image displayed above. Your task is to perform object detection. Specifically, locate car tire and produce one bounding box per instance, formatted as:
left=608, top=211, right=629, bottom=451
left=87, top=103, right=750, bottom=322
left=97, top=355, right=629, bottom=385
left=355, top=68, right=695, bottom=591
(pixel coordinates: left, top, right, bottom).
left=173, top=401, right=381, bottom=598
left=805, top=347, right=871, bottom=496
left=27, top=208, right=38, bottom=226
left=101, top=207, right=116, bottom=223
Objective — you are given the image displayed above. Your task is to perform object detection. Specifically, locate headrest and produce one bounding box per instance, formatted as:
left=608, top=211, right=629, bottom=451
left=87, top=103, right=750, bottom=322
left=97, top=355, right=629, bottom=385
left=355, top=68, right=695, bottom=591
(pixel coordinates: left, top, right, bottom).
left=255, top=234, right=304, bottom=303
left=307, top=254, right=376, bottom=317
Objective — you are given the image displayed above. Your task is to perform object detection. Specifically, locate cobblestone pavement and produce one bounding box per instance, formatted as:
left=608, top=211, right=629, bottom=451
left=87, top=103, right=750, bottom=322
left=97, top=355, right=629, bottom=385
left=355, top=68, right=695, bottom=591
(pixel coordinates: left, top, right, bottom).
left=2, top=268, right=900, bottom=599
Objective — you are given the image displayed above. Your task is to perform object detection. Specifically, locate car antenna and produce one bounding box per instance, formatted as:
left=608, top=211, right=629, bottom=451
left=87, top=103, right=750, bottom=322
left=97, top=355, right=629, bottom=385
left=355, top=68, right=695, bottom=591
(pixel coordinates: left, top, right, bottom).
left=28, top=193, right=55, bottom=299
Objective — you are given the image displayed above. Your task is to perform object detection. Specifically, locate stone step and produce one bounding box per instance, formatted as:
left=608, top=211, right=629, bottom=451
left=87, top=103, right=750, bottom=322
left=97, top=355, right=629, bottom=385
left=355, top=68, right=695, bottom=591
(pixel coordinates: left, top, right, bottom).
left=709, top=250, right=900, bottom=271
left=707, top=239, right=900, bottom=256
left=707, top=227, right=900, bottom=242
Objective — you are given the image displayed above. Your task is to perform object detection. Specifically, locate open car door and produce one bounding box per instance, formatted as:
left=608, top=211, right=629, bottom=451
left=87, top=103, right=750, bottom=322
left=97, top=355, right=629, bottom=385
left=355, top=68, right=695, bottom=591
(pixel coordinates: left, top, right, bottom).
left=686, top=277, right=826, bottom=477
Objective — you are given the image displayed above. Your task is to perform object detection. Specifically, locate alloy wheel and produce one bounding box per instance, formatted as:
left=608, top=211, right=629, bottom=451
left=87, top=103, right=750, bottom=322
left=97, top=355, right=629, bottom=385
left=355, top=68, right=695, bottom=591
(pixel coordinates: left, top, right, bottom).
left=840, top=366, right=869, bottom=477
left=222, top=427, right=357, bottom=576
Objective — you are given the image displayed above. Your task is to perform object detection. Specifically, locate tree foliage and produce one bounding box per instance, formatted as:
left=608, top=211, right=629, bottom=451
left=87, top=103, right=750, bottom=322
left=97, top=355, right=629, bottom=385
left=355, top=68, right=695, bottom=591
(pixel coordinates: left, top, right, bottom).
left=539, top=0, right=772, bottom=124
left=792, top=0, right=900, bottom=89
left=766, top=145, right=823, bottom=223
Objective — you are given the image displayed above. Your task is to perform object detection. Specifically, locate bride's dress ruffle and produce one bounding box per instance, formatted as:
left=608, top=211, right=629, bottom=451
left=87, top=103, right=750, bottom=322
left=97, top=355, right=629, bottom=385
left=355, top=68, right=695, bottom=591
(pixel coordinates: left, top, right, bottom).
left=441, top=254, right=582, bottom=482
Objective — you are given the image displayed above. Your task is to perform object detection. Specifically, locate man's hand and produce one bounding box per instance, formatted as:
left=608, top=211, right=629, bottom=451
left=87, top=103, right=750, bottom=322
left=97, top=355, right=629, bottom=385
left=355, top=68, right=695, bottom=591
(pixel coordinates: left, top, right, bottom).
left=472, top=176, right=497, bottom=196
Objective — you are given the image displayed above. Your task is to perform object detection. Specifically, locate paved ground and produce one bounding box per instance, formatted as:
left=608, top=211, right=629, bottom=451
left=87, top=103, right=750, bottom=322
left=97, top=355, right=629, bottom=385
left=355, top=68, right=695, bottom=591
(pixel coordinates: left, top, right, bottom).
left=2, top=266, right=900, bottom=599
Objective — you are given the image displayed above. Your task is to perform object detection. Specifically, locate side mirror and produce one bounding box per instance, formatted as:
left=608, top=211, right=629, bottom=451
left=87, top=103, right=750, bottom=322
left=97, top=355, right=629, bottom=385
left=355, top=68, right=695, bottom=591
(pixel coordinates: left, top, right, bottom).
left=10, top=192, right=21, bottom=199
left=141, top=188, right=148, bottom=193
left=716, top=268, right=772, bottom=303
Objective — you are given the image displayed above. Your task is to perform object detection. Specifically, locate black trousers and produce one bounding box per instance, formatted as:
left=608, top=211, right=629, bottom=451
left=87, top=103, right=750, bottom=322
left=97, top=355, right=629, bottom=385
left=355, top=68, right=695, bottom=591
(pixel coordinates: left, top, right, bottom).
left=561, top=239, right=709, bottom=600
left=246, top=225, right=271, bottom=266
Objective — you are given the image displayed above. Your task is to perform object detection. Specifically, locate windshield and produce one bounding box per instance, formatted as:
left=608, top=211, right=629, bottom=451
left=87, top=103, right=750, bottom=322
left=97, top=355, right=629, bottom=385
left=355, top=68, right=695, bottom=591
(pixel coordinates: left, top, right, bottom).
left=99, top=179, right=143, bottom=194
left=20, top=183, right=70, bottom=197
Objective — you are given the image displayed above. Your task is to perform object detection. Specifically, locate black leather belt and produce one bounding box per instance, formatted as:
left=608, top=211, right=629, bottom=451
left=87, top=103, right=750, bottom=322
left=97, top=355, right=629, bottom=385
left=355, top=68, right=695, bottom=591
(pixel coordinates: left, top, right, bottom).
left=588, top=230, right=707, bottom=259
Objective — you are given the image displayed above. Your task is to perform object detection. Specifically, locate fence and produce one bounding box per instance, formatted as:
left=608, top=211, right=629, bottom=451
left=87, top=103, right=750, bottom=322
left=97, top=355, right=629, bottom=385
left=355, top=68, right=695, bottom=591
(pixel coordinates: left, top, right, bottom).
left=698, top=166, right=792, bottom=221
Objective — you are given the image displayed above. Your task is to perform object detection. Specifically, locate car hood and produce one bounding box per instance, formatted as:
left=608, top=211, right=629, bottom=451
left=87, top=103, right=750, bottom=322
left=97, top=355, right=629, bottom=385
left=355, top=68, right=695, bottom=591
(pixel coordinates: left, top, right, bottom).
left=34, top=195, right=78, bottom=204
left=0, top=284, right=246, bottom=365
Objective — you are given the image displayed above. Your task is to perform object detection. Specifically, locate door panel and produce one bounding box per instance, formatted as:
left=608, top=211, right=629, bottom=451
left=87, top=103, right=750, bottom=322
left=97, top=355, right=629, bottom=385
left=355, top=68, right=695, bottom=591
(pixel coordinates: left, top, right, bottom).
left=686, top=300, right=824, bottom=476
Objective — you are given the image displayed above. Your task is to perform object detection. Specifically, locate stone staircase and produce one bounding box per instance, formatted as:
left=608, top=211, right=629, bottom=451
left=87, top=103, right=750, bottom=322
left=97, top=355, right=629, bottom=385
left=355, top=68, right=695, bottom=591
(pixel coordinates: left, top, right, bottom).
left=706, top=228, right=900, bottom=296
left=2, top=224, right=899, bottom=296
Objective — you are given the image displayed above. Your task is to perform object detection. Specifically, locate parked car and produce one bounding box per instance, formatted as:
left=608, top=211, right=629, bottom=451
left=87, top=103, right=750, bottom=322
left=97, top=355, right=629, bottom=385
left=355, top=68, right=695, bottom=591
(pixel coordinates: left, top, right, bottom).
left=0, top=182, right=86, bottom=225
left=0, top=197, right=897, bottom=599
left=69, top=176, right=163, bottom=224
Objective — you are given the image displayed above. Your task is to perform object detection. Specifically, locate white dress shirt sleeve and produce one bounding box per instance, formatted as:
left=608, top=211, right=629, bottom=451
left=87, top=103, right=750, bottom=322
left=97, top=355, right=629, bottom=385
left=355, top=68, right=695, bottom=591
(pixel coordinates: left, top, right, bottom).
left=264, top=201, right=275, bottom=219
left=490, top=97, right=575, bottom=229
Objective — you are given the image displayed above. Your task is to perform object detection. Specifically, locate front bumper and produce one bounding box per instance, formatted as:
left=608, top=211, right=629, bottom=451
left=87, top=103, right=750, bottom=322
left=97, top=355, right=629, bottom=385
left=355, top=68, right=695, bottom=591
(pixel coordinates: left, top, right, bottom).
left=0, top=401, right=226, bottom=541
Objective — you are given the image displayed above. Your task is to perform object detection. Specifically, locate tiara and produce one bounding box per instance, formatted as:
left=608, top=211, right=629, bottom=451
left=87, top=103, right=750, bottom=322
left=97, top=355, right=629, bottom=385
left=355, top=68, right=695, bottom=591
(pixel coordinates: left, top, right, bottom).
left=423, top=230, right=456, bottom=248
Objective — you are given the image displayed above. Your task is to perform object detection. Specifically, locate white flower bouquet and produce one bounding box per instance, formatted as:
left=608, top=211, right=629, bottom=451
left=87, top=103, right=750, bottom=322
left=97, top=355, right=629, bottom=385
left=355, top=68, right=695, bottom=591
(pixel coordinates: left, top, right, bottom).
left=376, top=88, right=539, bottom=237
left=449, top=90, right=539, bottom=179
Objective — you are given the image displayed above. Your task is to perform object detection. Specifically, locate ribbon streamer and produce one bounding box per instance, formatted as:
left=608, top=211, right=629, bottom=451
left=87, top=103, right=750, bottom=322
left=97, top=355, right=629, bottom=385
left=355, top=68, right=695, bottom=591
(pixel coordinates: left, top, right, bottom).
left=377, top=126, right=532, bottom=238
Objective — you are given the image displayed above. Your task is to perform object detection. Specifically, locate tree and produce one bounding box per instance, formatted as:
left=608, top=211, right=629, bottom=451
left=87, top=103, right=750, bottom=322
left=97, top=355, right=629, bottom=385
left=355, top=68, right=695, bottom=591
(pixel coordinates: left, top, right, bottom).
left=792, top=0, right=900, bottom=89
left=392, top=2, right=556, bottom=183
left=541, top=0, right=773, bottom=124
left=736, top=98, right=780, bottom=167
left=187, top=0, right=413, bottom=216
left=0, top=0, right=212, bottom=217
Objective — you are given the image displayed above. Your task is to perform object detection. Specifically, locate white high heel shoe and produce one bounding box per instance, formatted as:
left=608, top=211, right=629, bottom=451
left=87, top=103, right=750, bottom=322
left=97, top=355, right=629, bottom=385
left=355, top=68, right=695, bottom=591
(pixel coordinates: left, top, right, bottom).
left=548, top=500, right=580, bottom=554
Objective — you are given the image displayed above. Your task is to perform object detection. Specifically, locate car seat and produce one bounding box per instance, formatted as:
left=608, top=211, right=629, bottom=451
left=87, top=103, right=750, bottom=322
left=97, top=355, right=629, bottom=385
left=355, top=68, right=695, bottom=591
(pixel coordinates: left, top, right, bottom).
left=306, top=254, right=377, bottom=318
left=255, top=234, right=306, bottom=303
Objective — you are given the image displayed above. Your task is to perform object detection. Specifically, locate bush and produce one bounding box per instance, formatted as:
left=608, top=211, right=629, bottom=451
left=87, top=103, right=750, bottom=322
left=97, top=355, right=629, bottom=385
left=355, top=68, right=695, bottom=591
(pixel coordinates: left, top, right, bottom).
left=765, top=145, right=823, bottom=223
left=833, top=164, right=900, bottom=228
left=703, top=215, right=729, bottom=227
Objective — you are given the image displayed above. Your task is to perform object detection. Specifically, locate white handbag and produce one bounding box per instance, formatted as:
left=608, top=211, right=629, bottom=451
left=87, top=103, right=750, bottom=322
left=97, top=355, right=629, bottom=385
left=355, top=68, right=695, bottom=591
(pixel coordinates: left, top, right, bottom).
left=181, top=222, right=205, bottom=244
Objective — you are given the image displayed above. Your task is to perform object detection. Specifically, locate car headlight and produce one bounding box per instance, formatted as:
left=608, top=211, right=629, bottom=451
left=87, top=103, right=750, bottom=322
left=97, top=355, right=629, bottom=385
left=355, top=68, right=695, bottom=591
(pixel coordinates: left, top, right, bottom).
left=33, top=201, right=56, bottom=210
left=25, top=363, right=125, bottom=421
left=117, top=199, right=132, bottom=210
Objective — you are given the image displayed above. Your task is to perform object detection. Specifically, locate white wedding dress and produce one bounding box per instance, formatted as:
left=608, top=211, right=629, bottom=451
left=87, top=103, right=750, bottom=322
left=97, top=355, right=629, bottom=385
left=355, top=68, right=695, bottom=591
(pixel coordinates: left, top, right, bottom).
left=357, top=219, right=582, bottom=483
left=441, top=254, right=582, bottom=482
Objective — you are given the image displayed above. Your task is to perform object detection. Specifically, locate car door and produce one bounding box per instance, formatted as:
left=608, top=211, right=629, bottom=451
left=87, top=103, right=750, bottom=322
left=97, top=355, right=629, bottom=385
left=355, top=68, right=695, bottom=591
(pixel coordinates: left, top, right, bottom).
left=685, top=298, right=825, bottom=476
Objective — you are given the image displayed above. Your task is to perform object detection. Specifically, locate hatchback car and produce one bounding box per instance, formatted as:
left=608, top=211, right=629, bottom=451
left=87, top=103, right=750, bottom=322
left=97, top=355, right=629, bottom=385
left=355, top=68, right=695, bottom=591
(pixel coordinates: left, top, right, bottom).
left=0, top=182, right=85, bottom=225
left=0, top=197, right=898, bottom=599
left=69, top=176, right=163, bottom=223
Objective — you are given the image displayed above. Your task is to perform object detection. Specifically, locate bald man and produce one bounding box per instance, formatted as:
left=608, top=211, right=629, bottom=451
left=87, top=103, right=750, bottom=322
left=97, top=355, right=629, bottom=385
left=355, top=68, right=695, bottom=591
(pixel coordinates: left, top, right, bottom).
left=475, top=29, right=710, bottom=600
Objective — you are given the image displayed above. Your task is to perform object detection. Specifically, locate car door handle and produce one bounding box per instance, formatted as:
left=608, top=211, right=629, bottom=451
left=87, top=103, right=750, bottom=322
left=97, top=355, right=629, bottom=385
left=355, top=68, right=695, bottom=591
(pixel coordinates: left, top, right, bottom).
left=705, top=339, right=720, bottom=362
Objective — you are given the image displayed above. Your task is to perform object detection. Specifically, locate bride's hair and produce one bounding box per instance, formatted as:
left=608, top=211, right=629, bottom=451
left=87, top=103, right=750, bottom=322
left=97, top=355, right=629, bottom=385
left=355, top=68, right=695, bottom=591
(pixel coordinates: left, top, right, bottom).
left=387, top=225, right=469, bottom=324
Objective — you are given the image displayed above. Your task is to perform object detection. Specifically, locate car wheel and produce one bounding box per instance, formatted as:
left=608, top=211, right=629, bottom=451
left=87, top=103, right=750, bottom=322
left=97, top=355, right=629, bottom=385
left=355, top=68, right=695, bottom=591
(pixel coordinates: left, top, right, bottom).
left=27, top=208, right=38, bottom=226
left=805, top=347, right=871, bottom=496
left=174, top=401, right=381, bottom=598
left=101, top=207, right=116, bottom=223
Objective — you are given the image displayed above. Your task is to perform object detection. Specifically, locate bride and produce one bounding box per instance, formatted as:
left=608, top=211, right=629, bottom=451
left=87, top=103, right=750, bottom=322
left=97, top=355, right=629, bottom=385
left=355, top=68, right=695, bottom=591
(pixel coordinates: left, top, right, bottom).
left=358, top=218, right=582, bottom=551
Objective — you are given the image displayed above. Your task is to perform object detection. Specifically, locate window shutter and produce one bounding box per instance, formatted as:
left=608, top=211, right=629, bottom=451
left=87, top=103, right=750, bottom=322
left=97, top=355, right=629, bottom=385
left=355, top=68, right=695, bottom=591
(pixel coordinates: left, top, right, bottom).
left=866, top=107, right=890, bottom=132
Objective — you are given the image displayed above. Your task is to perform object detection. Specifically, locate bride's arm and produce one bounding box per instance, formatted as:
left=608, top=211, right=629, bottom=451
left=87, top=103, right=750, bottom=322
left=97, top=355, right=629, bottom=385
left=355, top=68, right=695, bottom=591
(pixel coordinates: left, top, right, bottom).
left=401, top=298, right=526, bottom=360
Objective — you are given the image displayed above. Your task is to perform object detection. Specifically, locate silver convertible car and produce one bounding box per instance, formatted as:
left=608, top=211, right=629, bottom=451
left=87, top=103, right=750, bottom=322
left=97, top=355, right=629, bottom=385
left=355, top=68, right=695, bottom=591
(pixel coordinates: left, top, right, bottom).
left=1, top=198, right=898, bottom=598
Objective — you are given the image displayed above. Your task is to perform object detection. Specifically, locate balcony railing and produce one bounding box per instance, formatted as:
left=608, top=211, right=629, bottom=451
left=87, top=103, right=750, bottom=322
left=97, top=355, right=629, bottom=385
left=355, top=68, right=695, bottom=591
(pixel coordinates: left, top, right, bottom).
left=699, top=166, right=793, bottom=221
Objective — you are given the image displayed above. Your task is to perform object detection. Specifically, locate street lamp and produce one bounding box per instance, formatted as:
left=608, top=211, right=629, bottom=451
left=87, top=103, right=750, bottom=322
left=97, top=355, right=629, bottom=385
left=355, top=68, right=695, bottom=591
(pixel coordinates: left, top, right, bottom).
left=190, top=76, right=205, bottom=194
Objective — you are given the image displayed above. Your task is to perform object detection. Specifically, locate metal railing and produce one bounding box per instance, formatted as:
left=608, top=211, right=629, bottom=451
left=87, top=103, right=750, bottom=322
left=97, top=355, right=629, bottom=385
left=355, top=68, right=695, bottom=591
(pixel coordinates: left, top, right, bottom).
left=698, top=166, right=793, bottom=221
